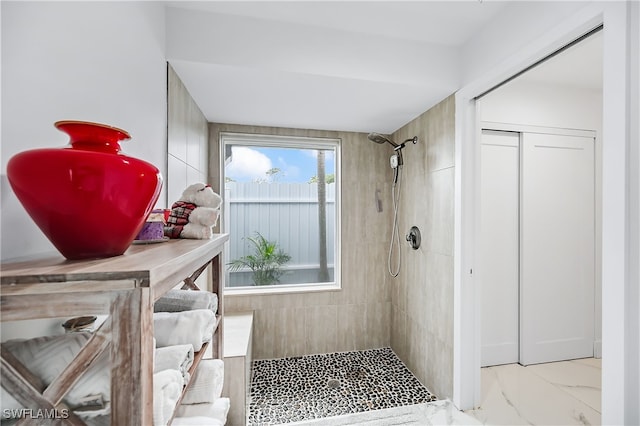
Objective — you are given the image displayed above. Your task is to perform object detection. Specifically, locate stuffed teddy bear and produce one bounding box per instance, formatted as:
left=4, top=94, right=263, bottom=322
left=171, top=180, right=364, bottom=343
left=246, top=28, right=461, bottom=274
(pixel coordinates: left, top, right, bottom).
left=164, top=183, right=222, bottom=239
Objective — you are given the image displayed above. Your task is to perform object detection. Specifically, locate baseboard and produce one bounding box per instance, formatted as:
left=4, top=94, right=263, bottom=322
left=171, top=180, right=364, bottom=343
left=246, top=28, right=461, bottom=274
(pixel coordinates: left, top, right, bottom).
left=594, top=339, right=602, bottom=358
left=481, top=343, right=518, bottom=367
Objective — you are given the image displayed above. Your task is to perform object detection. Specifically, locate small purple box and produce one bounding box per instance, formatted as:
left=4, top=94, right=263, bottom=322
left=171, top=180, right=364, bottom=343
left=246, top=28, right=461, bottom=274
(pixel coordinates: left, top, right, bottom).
left=135, top=209, right=165, bottom=241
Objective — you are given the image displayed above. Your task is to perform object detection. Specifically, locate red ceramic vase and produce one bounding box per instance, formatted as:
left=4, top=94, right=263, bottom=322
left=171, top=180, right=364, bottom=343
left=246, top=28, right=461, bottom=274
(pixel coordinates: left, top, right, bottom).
left=7, top=120, right=163, bottom=260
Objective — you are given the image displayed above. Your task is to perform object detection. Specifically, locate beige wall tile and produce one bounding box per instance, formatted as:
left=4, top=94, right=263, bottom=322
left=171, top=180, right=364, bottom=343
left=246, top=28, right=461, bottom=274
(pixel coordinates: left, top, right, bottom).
left=406, top=319, right=426, bottom=384
left=390, top=307, right=408, bottom=362
left=427, top=97, right=456, bottom=172
left=305, top=305, right=338, bottom=355
left=366, top=243, right=390, bottom=305
left=425, top=334, right=454, bottom=399
left=225, top=294, right=258, bottom=313
left=336, top=304, right=366, bottom=352
left=364, top=301, right=391, bottom=349
left=252, top=308, right=276, bottom=359
left=269, top=308, right=288, bottom=360
left=282, top=306, right=307, bottom=358
left=390, top=94, right=455, bottom=398
left=426, top=167, right=455, bottom=257
left=270, top=306, right=306, bottom=358
left=167, top=65, right=209, bottom=204
left=425, top=252, right=454, bottom=345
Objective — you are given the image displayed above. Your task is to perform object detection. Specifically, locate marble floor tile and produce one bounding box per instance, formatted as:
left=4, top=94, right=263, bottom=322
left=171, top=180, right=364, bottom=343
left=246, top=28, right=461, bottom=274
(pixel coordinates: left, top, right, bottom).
left=571, top=357, right=602, bottom=369
left=526, top=358, right=601, bottom=412
left=465, top=359, right=601, bottom=425
left=287, top=400, right=481, bottom=425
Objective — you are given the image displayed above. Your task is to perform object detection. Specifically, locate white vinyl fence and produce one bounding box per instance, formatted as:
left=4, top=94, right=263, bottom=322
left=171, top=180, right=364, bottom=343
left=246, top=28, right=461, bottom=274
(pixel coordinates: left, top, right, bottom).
left=224, top=182, right=336, bottom=287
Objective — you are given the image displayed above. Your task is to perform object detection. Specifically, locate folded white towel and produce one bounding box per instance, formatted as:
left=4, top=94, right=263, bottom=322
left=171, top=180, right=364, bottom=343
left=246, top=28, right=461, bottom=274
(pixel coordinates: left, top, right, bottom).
left=180, top=358, right=224, bottom=405
left=1, top=333, right=111, bottom=415
left=154, top=309, right=216, bottom=352
left=176, top=397, right=230, bottom=424
left=73, top=402, right=111, bottom=423
left=154, top=344, right=194, bottom=385
left=153, top=369, right=184, bottom=426
left=76, top=414, right=110, bottom=426
left=171, top=416, right=224, bottom=426
left=155, top=290, right=218, bottom=315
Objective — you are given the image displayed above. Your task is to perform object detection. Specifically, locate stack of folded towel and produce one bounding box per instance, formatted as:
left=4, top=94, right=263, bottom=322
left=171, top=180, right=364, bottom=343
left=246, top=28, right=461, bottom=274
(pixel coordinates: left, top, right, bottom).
left=173, top=359, right=229, bottom=426
left=153, top=369, right=184, bottom=426
left=153, top=289, right=228, bottom=425
left=153, top=308, right=216, bottom=353
left=154, top=344, right=194, bottom=385
left=172, top=397, right=230, bottom=426
left=153, top=359, right=228, bottom=426
left=154, top=289, right=218, bottom=314
left=0, top=289, right=225, bottom=425
left=0, top=332, right=111, bottom=418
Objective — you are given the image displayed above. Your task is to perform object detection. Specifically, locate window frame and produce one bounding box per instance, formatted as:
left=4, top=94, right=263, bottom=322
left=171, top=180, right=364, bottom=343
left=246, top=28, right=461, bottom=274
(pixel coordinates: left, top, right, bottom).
left=219, top=132, right=342, bottom=295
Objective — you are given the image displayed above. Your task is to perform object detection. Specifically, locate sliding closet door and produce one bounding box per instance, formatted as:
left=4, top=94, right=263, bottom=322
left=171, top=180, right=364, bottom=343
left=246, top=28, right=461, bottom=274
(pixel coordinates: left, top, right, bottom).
left=480, top=130, right=520, bottom=367
left=520, top=132, right=595, bottom=365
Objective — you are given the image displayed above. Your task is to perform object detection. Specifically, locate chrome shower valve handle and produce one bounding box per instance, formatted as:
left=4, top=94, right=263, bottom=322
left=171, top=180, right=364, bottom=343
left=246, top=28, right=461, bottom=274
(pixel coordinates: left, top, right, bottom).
left=406, top=226, right=421, bottom=250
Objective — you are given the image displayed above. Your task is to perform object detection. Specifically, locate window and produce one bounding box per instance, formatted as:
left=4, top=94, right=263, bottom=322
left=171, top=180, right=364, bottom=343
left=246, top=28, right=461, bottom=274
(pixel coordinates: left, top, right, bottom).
left=220, top=133, right=340, bottom=293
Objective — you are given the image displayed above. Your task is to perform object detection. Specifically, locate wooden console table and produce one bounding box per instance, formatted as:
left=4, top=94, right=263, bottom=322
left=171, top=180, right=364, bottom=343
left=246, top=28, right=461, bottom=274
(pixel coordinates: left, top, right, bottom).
left=0, top=234, right=228, bottom=425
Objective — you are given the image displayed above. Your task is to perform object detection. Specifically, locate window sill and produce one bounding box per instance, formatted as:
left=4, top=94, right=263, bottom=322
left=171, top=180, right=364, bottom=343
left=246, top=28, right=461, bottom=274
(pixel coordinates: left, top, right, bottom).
left=224, top=282, right=341, bottom=297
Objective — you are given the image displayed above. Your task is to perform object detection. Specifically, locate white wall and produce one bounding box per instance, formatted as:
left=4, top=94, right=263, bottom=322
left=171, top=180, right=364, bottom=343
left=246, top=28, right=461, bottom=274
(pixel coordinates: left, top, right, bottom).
left=479, top=80, right=603, bottom=356
left=461, top=1, right=595, bottom=88
left=628, top=1, right=640, bottom=422
left=479, top=82, right=602, bottom=131
left=0, top=1, right=167, bottom=339
left=1, top=1, right=168, bottom=262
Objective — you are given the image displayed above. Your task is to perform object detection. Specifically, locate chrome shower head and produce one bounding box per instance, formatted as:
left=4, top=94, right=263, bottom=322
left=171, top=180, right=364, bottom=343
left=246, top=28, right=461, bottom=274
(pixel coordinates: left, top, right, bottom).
left=367, top=132, right=419, bottom=171
left=367, top=132, right=399, bottom=148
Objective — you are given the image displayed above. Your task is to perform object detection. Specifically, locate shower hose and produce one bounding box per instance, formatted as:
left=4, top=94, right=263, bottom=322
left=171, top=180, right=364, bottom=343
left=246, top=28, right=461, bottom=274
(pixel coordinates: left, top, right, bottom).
left=388, top=165, right=402, bottom=277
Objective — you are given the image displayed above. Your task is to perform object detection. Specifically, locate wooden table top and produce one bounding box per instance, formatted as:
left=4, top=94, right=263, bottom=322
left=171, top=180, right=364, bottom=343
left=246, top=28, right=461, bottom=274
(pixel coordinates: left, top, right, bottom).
left=1, top=235, right=229, bottom=292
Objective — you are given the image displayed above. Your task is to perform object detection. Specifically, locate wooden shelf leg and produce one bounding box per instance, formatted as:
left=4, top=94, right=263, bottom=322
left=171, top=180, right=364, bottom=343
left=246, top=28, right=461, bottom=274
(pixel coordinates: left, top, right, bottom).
left=212, top=255, right=224, bottom=359
left=109, top=288, right=153, bottom=425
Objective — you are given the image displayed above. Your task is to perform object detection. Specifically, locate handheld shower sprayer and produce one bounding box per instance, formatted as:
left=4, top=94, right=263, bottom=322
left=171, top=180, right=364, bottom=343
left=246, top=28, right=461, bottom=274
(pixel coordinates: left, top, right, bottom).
left=367, top=133, right=418, bottom=166
left=366, top=132, right=419, bottom=277
left=367, top=132, right=397, bottom=146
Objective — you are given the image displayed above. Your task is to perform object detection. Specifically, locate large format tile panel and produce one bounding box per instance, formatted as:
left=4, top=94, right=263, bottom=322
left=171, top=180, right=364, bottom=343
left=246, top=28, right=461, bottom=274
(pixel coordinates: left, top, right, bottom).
left=465, top=359, right=601, bottom=425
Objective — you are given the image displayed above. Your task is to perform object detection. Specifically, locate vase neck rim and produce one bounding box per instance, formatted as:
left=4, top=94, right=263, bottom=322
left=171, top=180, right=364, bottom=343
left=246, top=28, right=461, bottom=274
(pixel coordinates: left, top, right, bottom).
left=55, top=120, right=131, bottom=154
left=55, top=120, right=130, bottom=138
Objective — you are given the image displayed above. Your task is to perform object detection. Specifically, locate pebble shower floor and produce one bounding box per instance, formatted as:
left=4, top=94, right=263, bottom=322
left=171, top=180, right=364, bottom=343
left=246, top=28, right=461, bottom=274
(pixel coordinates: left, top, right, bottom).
left=248, top=347, right=437, bottom=425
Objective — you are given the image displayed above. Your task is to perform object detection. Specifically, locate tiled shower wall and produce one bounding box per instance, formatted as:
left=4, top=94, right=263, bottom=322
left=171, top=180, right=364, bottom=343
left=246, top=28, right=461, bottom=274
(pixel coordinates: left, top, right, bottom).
left=390, top=95, right=456, bottom=399
left=167, top=64, right=209, bottom=206
left=209, top=123, right=393, bottom=359
left=166, top=65, right=213, bottom=292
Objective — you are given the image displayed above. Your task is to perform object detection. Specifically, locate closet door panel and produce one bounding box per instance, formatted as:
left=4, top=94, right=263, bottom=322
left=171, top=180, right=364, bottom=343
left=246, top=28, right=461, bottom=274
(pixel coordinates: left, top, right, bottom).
left=480, top=130, right=520, bottom=367
left=520, top=132, right=595, bottom=365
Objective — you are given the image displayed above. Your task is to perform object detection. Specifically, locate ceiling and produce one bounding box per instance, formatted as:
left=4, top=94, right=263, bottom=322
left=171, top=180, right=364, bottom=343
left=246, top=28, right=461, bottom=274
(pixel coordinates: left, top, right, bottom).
left=164, top=1, right=602, bottom=134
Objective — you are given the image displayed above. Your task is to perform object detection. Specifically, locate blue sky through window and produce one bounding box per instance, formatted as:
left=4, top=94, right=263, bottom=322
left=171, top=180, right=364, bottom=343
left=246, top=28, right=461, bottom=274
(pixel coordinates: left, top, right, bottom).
left=226, top=145, right=335, bottom=183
